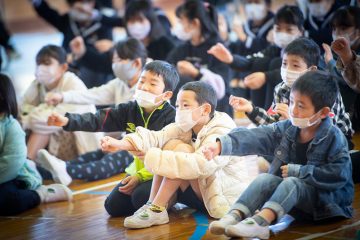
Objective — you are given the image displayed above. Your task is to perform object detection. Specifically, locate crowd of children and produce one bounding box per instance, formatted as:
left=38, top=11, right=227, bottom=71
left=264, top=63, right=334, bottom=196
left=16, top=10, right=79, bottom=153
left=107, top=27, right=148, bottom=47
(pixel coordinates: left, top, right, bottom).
left=1, top=0, right=360, bottom=239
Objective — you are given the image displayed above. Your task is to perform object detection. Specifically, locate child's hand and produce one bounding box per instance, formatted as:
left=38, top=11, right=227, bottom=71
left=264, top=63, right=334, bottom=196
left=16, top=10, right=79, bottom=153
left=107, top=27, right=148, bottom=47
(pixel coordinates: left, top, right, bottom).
left=100, top=136, right=123, bottom=153
left=229, top=95, right=253, bottom=113
left=70, top=36, right=86, bottom=60
left=119, top=176, right=140, bottom=195
left=275, top=103, right=289, bottom=120
left=322, top=43, right=334, bottom=64
left=207, top=43, right=233, bottom=64
left=331, top=37, right=353, bottom=65
left=280, top=165, right=288, bottom=178
left=47, top=112, right=69, bottom=127
left=177, top=60, right=199, bottom=78
left=202, top=142, right=222, bottom=160
left=45, top=92, right=63, bottom=106
left=244, top=72, right=266, bottom=90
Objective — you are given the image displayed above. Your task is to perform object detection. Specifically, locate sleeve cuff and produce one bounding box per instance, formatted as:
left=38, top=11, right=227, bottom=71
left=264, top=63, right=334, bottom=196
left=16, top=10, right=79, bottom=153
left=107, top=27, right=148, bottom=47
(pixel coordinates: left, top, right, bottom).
left=218, top=135, right=233, bottom=155
left=287, top=163, right=301, bottom=178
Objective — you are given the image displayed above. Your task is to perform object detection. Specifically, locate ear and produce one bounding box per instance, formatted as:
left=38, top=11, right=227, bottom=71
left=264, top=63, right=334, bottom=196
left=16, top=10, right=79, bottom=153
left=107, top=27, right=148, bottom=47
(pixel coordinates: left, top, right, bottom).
left=132, top=57, right=142, bottom=68
left=202, top=103, right=212, bottom=116
left=309, top=65, right=317, bottom=71
left=192, top=18, right=201, bottom=29
left=163, top=91, right=173, bottom=101
left=61, top=63, right=68, bottom=72
left=319, top=107, right=330, bottom=119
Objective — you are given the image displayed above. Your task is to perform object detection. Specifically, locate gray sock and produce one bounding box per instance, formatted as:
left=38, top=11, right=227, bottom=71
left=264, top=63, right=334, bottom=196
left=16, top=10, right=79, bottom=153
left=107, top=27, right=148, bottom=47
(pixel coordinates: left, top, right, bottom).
left=228, top=209, right=243, bottom=221
left=252, top=215, right=270, bottom=226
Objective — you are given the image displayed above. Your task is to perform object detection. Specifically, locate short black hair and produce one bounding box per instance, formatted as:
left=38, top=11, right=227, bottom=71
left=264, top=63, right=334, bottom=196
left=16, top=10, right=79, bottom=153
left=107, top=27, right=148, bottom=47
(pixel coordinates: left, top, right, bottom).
left=331, top=6, right=360, bottom=30
left=292, top=70, right=339, bottom=111
left=180, top=81, right=217, bottom=118
left=66, top=0, right=95, bottom=6
left=124, top=0, right=165, bottom=40
left=274, top=5, right=304, bottom=31
left=0, top=73, right=18, bottom=118
left=176, top=0, right=219, bottom=40
left=143, top=60, right=179, bottom=92
left=36, top=45, right=67, bottom=65
left=284, top=37, right=320, bottom=67
left=114, top=37, right=148, bottom=67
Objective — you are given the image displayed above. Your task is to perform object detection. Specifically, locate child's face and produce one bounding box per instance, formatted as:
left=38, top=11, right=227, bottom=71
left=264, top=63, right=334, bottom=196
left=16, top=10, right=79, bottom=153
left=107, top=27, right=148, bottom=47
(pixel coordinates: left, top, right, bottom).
left=136, top=70, right=167, bottom=103
left=36, top=57, right=67, bottom=87
left=289, top=91, right=316, bottom=119
left=282, top=54, right=309, bottom=72
left=274, top=22, right=302, bottom=36
left=176, top=90, right=210, bottom=122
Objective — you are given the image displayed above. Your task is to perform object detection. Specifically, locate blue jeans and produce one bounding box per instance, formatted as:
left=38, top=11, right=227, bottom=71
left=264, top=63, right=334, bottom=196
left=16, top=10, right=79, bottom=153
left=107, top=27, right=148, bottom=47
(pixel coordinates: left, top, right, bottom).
left=231, top=173, right=316, bottom=221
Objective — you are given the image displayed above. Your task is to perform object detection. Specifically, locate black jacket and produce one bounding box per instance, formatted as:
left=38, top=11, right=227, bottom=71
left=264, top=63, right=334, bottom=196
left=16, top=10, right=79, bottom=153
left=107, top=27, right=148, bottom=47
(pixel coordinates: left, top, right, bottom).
left=63, top=101, right=175, bottom=133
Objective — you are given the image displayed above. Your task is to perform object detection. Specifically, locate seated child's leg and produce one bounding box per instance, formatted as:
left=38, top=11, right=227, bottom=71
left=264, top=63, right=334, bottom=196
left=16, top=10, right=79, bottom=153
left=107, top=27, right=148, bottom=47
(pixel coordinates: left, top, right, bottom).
left=0, top=180, right=41, bottom=216
left=67, top=149, right=106, bottom=165
left=27, top=132, right=50, bottom=160
left=130, top=180, right=153, bottom=210
left=104, top=181, right=136, bottom=217
left=149, top=174, right=164, bottom=202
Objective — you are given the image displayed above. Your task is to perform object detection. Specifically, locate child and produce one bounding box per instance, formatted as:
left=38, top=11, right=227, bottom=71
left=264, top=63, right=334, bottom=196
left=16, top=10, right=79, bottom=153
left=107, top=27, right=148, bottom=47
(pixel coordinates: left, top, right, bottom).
left=101, top=81, right=258, bottom=228
left=45, top=37, right=147, bottom=106
left=203, top=70, right=354, bottom=239
left=44, top=60, right=179, bottom=216
left=0, top=73, right=72, bottom=216
left=208, top=5, right=304, bottom=110
left=21, top=44, right=102, bottom=161
left=228, top=37, right=354, bottom=149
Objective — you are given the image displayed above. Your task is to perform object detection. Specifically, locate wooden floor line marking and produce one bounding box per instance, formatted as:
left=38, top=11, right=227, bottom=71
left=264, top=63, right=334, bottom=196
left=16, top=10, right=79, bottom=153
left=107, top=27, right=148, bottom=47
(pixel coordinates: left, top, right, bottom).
left=296, top=220, right=360, bottom=240
left=72, top=181, right=119, bottom=195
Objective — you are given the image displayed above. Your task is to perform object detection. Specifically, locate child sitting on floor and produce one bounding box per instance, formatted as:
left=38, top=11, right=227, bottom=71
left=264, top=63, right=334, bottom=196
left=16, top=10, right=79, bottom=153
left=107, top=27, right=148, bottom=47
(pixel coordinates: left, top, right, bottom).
left=203, top=70, right=354, bottom=239
left=0, top=73, right=72, bottom=216
left=101, top=81, right=259, bottom=228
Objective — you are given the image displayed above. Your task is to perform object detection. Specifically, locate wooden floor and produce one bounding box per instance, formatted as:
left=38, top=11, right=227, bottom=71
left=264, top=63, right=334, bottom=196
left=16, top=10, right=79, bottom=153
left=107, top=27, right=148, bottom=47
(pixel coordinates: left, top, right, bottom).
left=0, top=173, right=359, bottom=239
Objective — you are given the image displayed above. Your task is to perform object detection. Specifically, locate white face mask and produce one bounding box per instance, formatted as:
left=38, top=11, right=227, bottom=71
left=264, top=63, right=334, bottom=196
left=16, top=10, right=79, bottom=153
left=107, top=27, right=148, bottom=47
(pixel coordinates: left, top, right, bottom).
left=245, top=3, right=267, bottom=21
left=112, top=61, right=138, bottom=83
left=308, top=2, right=331, bottom=18
left=280, top=67, right=307, bottom=88
left=289, top=109, right=321, bottom=129
left=175, top=106, right=202, bottom=132
left=35, top=65, right=59, bottom=85
left=173, top=24, right=193, bottom=41
left=134, top=89, right=163, bottom=109
left=127, top=20, right=151, bottom=40
left=273, top=31, right=298, bottom=49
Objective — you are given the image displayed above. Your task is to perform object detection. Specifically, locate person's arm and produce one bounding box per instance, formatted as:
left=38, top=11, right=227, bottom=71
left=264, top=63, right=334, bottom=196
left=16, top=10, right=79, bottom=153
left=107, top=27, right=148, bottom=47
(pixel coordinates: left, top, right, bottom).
left=287, top=134, right=351, bottom=190
left=0, top=119, right=27, bottom=184
left=31, top=0, right=67, bottom=32
left=63, top=102, right=130, bottom=132
left=336, top=53, right=360, bottom=92
left=246, top=104, right=281, bottom=125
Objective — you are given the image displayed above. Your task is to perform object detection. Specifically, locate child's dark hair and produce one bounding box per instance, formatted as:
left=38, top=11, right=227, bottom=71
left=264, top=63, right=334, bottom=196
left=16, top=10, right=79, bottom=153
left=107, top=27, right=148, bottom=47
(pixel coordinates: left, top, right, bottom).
left=284, top=37, right=320, bottom=67
left=0, top=73, right=18, bottom=118
left=331, top=6, right=360, bottom=30
left=176, top=0, right=219, bottom=39
left=125, top=0, right=165, bottom=40
left=114, top=37, right=148, bottom=67
left=292, top=70, right=338, bottom=111
left=66, top=0, right=95, bottom=6
left=143, top=60, right=179, bottom=92
left=36, top=45, right=67, bottom=65
left=274, top=5, right=304, bottom=31
left=180, top=81, right=217, bottom=118
left=245, top=0, right=271, bottom=5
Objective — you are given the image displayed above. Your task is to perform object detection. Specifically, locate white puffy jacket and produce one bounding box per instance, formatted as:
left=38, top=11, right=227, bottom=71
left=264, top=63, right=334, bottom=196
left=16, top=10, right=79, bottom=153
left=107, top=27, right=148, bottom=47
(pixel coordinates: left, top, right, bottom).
left=125, top=111, right=259, bottom=218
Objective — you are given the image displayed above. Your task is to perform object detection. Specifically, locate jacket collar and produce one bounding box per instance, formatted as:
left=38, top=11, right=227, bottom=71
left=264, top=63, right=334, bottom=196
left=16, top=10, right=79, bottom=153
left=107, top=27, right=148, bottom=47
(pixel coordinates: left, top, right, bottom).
left=285, top=116, right=332, bottom=145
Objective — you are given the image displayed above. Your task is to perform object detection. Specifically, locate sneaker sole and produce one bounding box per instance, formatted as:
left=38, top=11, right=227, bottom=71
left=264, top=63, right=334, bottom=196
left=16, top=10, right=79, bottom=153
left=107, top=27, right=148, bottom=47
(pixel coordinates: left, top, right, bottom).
left=37, top=150, right=72, bottom=186
left=124, top=217, right=169, bottom=229
left=225, top=227, right=270, bottom=239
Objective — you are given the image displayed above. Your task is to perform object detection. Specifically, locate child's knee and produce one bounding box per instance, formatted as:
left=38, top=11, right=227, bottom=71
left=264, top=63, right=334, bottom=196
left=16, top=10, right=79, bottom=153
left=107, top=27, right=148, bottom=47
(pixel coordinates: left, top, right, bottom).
left=163, top=139, right=195, bottom=153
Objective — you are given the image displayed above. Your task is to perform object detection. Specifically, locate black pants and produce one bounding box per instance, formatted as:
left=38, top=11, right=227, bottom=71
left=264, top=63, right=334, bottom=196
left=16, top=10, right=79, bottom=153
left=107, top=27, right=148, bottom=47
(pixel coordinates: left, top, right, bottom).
left=0, top=180, right=41, bottom=216
left=351, top=151, right=360, bottom=184
left=177, top=186, right=207, bottom=213
left=104, top=180, right=152, bottom=217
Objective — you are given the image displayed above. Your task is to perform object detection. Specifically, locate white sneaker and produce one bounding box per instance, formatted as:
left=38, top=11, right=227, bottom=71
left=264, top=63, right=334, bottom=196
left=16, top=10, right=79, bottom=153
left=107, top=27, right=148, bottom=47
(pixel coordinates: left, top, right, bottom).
left=209, top=213, right=240, bottom=235
left=36, top=184, right=73, bottom=203
left=124, top=206, right=169, bottom=229
left=36, top=149, right=72, bottom=186
left=225, top=217, right=270, bottom=239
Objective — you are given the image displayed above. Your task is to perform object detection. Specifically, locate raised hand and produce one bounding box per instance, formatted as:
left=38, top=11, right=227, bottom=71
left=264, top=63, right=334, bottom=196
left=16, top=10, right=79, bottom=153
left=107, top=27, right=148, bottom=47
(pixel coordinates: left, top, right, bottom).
left=244, top=72, right=266, bottom=90
left=274, top=103, right=289, bottom=120
left=47, top=112, right=69, bottom=127
left=70, top=36, right=86, bottom=59
left=331, top=37, right=353, bottom=65
left=207, top=43, right=233, bottom=64
left=229, top=95, right=253, bottom=113
left=177, top=60, right=199, bottom=78
left=322, top=43, right=333, bottom=64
